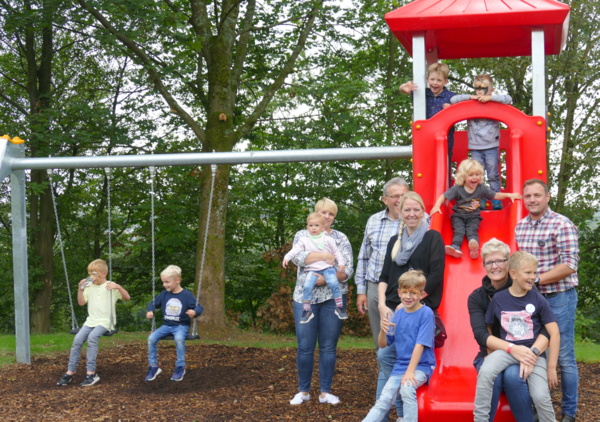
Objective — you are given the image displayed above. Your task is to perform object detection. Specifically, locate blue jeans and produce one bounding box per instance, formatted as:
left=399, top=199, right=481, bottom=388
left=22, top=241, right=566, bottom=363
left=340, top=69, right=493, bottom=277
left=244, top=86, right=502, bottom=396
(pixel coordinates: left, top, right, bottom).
left=471, top=148, right=500, bottom=192
left=377, top=344, right=403, bottom=416
left=475, top=358, right=534, bottom=422
left=545, top=288, right=579, bottom=417
left=302, top=267, right=342, bottom=302
left=363, top=370, right=428, bottom=422
left=148, top=324, right=190, bottom=368
left=293, top=296, right=346, bottom=393
left=68, top=324, right=108, bottom=373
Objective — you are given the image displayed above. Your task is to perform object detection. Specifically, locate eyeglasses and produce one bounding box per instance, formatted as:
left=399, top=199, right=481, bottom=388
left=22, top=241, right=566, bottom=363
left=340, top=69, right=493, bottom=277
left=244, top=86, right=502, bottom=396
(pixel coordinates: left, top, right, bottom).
left=473, top=85, right=489, bottom=94
left=386, top=194, right=404, bottom=200
left=483, top=258, right=508, bottom=268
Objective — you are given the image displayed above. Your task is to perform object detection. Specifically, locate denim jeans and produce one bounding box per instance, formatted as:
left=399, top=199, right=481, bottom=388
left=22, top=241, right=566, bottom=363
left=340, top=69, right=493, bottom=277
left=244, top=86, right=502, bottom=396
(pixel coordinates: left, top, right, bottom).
left=68, top=324, right=108, bottom=373
left=293, top=296, right=346, bottom=393
left=545, top=288, right=579, bottom=417
left=471, top=148, right=500, bottom=192
left=363, top=370, right=428, bottom=422
left=377, top=344, right=403, bottom=417
left=148, top=324, right=190, bottom=368
left=474, top=358, right=534, bottom=422
left=302, top=267, right=342, bottom=302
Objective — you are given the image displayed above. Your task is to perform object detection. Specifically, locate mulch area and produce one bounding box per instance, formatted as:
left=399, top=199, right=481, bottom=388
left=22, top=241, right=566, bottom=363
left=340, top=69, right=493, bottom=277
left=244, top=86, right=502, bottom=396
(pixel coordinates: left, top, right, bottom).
left=0, top=343, right=597, bottom=421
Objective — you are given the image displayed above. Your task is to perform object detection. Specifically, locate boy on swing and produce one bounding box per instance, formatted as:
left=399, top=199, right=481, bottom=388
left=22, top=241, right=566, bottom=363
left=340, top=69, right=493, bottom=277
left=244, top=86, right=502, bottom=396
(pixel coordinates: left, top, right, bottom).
left=145, top=265, right=204, bottom=382
left=56, top=259, right=130, bottom=387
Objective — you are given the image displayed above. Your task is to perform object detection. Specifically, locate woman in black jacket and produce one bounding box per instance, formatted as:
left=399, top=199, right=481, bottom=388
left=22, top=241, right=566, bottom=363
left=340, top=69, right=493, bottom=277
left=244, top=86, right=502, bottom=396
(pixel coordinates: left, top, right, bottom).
left=375, top=191, right=445, bottom=420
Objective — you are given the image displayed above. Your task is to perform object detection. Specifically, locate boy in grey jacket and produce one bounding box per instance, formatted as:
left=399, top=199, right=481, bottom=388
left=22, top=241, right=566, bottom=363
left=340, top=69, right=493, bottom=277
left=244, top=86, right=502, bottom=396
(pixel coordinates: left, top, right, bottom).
left=450, top=74, right=512, bottom=210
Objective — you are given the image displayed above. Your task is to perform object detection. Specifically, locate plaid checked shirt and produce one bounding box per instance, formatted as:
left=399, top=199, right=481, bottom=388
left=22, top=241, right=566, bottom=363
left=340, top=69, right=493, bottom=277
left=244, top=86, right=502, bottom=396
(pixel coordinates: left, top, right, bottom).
left=515, top=208, right=579, bottom=294
left=355, top=210, right=400, bottom=295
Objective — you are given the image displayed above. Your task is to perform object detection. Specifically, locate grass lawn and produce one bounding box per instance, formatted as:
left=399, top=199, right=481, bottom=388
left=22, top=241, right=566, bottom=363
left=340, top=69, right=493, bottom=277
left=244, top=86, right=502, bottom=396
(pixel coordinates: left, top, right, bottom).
left=0, top=326, right=596, bottom=367
left=0, top=326, right=375, bottom=367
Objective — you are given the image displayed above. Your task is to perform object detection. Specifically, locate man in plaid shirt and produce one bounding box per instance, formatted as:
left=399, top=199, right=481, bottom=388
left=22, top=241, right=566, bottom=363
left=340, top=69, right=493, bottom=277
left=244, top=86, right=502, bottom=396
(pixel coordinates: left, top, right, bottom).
left=515, top=179, right=579, bottom=422
left=355, top=177, right=409, bottom=348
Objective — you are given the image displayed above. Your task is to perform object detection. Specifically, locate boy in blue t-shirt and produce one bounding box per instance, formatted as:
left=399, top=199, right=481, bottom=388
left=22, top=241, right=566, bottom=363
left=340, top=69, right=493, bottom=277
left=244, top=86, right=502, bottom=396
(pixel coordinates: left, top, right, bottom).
left=362, top=270, right=436, bottom=422
left=145, top=265, right=204, bottom=382
left=473, top=252, right=559, bottom=422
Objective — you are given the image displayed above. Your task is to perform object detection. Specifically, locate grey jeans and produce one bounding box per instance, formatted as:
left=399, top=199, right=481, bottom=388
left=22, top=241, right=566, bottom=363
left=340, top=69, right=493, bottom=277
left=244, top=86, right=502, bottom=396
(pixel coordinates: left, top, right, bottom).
left=68, top=325, right=108, bottom=373
left=367, top=281, right=383, bottom=349
left=473, top=349, right=555, bottom=422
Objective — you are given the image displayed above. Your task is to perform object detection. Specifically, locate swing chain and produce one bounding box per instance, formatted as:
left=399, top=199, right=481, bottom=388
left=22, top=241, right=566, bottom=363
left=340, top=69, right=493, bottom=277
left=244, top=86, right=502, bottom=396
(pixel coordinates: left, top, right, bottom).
left=47, top=169, right=79, bottom=333
left=149, top=166, right=157, bottom=332
left=192, top=164, right=217, bottom=337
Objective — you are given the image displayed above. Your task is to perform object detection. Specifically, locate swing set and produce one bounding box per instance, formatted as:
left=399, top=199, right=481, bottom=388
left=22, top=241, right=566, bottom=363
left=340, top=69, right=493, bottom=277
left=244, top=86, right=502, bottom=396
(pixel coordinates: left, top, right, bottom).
left=2, top=143, right=409, bottom=364
left=47, top=163, right=218, bottom=340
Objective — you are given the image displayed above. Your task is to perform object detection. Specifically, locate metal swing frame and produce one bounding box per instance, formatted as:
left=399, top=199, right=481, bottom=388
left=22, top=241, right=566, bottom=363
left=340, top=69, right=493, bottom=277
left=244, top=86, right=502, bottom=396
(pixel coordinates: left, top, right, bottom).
left=0, top=142, right=411, bottom=363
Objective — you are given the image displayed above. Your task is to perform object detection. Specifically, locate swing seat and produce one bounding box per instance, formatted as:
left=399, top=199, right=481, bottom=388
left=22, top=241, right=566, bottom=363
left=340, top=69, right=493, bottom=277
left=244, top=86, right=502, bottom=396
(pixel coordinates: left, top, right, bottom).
left=70, top=328, right=118, bottom=336
left=161, top=333, right=200, bottom=341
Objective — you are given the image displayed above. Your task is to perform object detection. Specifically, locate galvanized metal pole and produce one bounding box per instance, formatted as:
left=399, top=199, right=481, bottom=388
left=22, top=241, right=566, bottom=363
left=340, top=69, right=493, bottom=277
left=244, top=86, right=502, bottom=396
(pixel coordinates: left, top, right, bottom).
left=10, top=143, right=30, bottom=364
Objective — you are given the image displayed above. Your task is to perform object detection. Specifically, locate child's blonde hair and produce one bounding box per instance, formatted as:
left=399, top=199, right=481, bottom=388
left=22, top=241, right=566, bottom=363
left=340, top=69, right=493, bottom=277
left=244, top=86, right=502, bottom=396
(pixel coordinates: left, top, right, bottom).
left=161, top=265, right=182, bottom=280
left=455, top=159, right=484, bottom=186
left=88, top=259, right=108, bottom=275
left=398, top=270, right=427, bottom=291
left=508, top=251, right=538, bottom=272
left=307, top=212, right=325, bottom=225
left=474, top=74, right=494, bottom=88
left=427, top=62, right=449, bottom=80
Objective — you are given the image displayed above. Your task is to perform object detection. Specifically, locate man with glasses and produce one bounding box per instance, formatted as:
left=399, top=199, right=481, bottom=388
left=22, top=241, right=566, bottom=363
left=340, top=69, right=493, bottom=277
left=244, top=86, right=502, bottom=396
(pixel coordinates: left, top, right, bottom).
left=515, top=179, right=579, bottom=422
left=355, top=177, right=410, bottom=347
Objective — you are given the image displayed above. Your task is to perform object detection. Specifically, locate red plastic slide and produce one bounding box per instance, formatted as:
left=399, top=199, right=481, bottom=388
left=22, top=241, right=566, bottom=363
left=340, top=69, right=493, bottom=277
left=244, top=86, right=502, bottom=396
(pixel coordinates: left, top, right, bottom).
left=411, top=101, right=548, bottom=420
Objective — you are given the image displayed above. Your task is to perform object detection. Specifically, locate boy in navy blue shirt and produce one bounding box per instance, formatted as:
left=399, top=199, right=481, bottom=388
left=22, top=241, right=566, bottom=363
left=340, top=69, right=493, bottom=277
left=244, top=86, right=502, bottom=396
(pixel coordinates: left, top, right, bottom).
left=145, top=265, right=204, bottom=382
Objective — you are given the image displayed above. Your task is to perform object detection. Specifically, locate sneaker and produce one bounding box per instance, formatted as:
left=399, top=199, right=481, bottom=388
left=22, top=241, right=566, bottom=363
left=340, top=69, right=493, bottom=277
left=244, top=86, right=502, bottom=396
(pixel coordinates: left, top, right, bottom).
left=468, top=239, right=479, bottom=259
left=562, top=415, right=576, bottom=422
left=300, top=310, right=314, bottom=324
left=445, top=245, right=463, bottom=258
left=171, top=366, right=185, bottom=381
left=396, top=418, right=404, bottom=422
left=334, top=307, right=348, bottom=320
left=319, top=393, right=340, bottom=405
left=56, top=373, right=73, bottom=386
left=479, top=199, right=487, bottom=210
left=289, top=392, right=310, bottom=405
left=80, top=373, right=100, bottom=387
left=145, top=366, right=162, bottom=382
left=492, top=199, right=503, bottom=210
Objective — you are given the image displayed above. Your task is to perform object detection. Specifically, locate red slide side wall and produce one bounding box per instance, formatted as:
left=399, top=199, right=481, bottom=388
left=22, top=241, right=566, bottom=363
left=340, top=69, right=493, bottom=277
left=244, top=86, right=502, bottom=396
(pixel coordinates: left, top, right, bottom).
left=411, top=101, right=548, bottom=420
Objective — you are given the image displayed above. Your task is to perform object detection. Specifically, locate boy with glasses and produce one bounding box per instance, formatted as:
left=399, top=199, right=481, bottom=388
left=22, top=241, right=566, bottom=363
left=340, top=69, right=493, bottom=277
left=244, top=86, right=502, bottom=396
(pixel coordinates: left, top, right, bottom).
left=450, top=74, right=512, bottom=210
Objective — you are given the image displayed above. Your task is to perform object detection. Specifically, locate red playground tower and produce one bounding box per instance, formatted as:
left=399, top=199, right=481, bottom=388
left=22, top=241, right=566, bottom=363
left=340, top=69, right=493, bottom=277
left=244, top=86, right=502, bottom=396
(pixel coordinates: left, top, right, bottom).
left=385, top=1, right=570, bottom=420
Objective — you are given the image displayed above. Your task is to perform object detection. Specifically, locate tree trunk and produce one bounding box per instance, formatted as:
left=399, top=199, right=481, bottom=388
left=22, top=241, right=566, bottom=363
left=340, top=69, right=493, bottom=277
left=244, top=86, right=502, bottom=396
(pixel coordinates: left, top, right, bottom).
left=27, top=0, right=56, bottom=333
left=194, top=164, right=230, bottom=327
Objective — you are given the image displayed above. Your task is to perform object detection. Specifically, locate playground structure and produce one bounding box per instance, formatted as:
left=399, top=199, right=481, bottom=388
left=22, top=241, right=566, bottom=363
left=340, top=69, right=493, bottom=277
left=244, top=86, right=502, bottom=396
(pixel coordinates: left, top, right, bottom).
left=385, top=0, right=570, bottom=420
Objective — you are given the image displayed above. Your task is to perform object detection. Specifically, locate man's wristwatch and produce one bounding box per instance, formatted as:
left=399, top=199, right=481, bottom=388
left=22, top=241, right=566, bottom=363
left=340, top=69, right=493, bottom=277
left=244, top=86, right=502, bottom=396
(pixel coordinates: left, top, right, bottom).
left=534, top=276, right=541, bottom=286
left=531, top=346, right=541, bottom=356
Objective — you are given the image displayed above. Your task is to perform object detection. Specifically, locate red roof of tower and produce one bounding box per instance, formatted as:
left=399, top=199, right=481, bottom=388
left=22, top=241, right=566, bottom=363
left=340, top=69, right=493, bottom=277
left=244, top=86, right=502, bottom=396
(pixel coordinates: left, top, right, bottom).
left=385, top=0, right=570, bottom=59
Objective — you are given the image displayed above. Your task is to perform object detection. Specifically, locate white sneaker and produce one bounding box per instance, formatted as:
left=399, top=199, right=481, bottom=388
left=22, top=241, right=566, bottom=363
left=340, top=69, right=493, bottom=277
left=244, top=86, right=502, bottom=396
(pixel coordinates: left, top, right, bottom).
left=289, top=392, right=310, bottom=405
left=319, top=393, right=340, bottom=405
left=396, top=418, right=404, bottom=422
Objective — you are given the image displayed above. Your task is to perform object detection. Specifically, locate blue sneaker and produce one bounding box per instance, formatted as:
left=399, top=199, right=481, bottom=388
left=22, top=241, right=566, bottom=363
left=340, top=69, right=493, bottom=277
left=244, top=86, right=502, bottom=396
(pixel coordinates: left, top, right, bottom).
left=300, top=310, right=314, bottom=324
left=479, top=199, right=487, bottom=210
left=171, top=366, right=185, bottom=381
left=145, top=366, right=162, bottom=381
left=492, top=199, right=503, bottom=210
